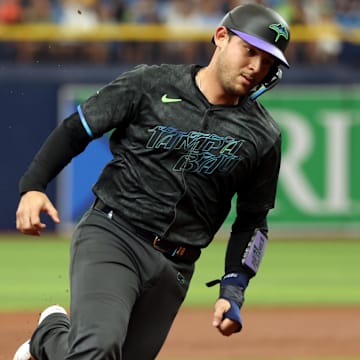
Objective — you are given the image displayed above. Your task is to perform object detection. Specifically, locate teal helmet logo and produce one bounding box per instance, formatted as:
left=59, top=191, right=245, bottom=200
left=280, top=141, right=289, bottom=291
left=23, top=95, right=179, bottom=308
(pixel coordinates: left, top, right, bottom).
left=269, top=23, right=289, bottom=43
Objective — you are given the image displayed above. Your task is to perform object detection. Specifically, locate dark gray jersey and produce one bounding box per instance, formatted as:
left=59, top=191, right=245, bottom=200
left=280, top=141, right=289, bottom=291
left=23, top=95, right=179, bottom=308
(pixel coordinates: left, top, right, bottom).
left=79, top=64, right=281, bottom=247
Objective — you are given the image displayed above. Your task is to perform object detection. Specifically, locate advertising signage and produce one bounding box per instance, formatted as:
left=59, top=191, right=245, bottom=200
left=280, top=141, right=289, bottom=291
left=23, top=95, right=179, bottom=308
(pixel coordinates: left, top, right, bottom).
left=262, top=87, right=360, bottom=231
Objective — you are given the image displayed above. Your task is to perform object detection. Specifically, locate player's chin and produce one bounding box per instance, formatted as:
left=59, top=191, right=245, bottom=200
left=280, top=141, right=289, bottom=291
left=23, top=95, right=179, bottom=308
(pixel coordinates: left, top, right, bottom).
left=233, top=86, right=250, bottom=98
left=233, top=80, right=252, bottom=96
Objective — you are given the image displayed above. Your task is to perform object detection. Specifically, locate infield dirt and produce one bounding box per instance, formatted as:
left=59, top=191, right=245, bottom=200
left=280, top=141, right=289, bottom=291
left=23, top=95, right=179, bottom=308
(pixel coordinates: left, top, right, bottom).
left=1, top=306, right=360, bottom=359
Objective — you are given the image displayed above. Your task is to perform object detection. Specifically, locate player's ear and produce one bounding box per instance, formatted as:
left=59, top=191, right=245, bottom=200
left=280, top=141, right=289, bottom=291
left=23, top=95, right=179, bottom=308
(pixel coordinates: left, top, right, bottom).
left=213, top=26, right=229, bottom=47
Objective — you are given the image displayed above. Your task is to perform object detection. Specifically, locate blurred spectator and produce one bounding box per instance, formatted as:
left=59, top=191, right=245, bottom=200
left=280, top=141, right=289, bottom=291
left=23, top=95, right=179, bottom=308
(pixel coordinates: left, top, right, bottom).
left=195, top=0, right=224, bottom=27
left=160, top=0, right=208, bottom=63
left=22, top=0, right=54, bottom=22
left=112, top=0, right=131, bottom=22
left=334, top=0, right=360, bottom=28
left=195, top=0, right=225, bottom=60
left=53, top=0, right=109, bottom=63
left=96, top=0, right=129, bottom=23
left=113, top=0, right=163, bottom=65
left=0, top=0, right=23, bottom=23
left=304, top=0, right=342, bottom=64
left=334, top=0, right=360, bottom=65
left=0, top=0, right=24, bottom=61
left=272, top=0, right=310, bottom=64
left=56, top=0, right=98, bottom=27
left=15, top=0, right=56, bottom=63
left=129, top=0, right=162, bottom=23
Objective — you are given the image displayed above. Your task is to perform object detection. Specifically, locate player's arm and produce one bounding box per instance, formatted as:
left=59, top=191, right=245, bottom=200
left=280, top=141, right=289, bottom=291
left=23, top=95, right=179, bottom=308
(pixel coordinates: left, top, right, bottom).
left=210, top=210, right=269, bottom=336
left=16, top=112, right=93, bottom=235
left=211, top=124, right=281, bottom=336
left=211, top=139, right=280, bottom=336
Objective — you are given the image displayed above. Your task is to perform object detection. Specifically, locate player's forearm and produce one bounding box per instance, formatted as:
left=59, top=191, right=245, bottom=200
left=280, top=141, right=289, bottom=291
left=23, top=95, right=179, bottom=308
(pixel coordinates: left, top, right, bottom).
left=19, top=113, right=91, bottom=194
left=225, top=211, right=268, bottom=275
left=207, top=212, right=269, bottom=334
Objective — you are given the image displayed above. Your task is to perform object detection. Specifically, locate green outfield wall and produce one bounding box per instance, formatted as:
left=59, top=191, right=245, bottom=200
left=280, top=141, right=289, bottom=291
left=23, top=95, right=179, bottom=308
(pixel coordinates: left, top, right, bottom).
left=227, top=86, right=360, bottom=233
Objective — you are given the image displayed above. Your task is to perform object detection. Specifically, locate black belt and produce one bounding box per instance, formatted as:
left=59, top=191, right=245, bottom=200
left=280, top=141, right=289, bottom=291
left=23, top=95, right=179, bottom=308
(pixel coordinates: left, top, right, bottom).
left=93, top=198, right=201, bottom=263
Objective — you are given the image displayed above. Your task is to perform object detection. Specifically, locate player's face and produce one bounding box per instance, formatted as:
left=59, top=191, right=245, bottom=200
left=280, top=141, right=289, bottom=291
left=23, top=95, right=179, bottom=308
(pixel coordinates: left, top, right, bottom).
left=215, top=32, right=275, bottom=97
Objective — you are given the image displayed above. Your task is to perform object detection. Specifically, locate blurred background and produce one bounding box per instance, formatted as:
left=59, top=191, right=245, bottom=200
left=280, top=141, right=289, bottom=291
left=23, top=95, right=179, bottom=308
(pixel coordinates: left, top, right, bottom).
left=1, top=0, right=359, bottom=237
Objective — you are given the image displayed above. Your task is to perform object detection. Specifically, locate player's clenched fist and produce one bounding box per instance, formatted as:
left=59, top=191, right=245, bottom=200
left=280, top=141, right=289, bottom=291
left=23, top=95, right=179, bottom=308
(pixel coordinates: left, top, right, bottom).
left=16, top=191, right=60, bottom=236
left=213, top=298, right=241, bottom=336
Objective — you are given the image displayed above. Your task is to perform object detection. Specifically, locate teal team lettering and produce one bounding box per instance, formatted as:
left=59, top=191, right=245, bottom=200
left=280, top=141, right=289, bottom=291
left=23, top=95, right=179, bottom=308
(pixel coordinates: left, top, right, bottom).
left=147, top=126, right=244, bottom=174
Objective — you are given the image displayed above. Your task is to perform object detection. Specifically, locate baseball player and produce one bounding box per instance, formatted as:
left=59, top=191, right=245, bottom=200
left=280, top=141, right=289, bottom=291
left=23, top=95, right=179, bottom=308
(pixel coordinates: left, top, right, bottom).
left=14, top=3, right=290, bottom=360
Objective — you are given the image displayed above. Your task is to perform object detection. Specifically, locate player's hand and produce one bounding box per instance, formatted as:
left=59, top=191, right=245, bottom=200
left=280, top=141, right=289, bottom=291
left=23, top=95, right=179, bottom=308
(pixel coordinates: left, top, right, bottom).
left=212, top=298, right=241, bottom=336
left=16, top=191, right=60, bottom=236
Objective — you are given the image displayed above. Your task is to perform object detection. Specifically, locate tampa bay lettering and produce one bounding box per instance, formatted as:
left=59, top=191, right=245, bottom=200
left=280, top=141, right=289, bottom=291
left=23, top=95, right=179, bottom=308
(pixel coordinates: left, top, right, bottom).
left=147, top=126, right=244, bottom=174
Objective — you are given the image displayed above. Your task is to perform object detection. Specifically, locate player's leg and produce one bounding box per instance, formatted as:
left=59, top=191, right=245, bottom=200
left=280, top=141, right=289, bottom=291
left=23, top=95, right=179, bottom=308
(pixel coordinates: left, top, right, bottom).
left=14, top=305, right=69, bottom=360
left=122, top=257, right=194, bottom=359
left=30, top=209, right=143, bottom=359
left=68, top=209, right=146, bottom=359
left=29, top=309, right=70, bottom=360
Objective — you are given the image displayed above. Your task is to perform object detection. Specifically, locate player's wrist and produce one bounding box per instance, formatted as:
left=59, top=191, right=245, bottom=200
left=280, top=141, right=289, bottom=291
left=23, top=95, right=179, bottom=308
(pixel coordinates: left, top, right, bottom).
left=219, top=272, right=248, bottom=306
left=207, top=272, right=249, bottom=333
left=220, top=273, right=248, bottom=332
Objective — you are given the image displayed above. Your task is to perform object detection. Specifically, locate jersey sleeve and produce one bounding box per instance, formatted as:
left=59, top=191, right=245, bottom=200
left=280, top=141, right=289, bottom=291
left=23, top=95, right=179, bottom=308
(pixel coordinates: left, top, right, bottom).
left=78, top=65, right=147, bottom=138
left=237, top=134, right=281, bottom=213
left=223, top=135, right=281, bottom=275
left=19, top=112, right=92, bottom=194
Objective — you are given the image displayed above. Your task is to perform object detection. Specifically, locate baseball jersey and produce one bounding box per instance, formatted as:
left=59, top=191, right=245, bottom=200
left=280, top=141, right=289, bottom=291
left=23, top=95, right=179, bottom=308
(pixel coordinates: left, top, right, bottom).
left=78, top=64, right=281, bottom=247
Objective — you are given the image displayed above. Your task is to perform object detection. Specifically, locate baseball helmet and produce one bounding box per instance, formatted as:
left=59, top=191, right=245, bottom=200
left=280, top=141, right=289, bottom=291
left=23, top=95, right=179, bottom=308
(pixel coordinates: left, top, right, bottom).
left=219, top=3, right=290, bottom=68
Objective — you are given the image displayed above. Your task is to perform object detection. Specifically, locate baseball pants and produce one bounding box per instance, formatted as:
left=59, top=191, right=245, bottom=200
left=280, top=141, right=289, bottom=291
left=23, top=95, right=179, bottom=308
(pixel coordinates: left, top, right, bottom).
left=30, top=207, right=195, bottom=360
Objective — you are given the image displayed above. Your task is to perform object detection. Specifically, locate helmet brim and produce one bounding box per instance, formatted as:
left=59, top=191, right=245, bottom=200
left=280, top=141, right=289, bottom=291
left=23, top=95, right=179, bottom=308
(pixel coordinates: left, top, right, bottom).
left=230, top=29, right=289, bottom=68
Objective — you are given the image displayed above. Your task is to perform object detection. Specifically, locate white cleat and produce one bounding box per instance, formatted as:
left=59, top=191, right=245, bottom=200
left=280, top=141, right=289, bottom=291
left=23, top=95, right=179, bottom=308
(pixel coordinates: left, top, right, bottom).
left=38, top=305, right=67, bottom=324
left=13, top=305, right=68, bottom=360
left=13, top=340, right=32, bottom=360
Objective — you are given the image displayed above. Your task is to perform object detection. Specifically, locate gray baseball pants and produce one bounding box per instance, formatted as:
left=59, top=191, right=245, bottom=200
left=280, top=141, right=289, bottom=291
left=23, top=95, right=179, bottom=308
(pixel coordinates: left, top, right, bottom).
left=30, top=207, right=194, bottom=359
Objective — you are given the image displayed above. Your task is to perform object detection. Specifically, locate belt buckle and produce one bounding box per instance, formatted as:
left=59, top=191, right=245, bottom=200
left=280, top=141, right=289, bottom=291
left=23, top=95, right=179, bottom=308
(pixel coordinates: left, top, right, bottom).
left=153, top=236, right=165, bottom=252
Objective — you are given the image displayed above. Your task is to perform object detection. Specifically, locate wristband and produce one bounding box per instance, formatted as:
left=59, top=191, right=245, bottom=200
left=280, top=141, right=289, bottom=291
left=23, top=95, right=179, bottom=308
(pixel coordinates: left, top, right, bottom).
left=220, top=272, right=248, bottom=308
left=224, top=299, right=242, bottom=332
left=206, top=272, right=249, bottom=333
left=221, top=273, right=248, bottom=333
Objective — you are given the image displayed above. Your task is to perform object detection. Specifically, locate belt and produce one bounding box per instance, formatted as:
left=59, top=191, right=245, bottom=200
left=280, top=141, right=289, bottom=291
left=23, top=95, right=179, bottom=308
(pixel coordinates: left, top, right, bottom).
left=93, top=198, right=201, bottom=263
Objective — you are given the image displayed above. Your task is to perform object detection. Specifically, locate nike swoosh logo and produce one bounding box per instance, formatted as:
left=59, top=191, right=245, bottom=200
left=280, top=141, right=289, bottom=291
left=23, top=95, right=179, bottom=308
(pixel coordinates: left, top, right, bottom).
left=161, top=94, right=182, bottom=103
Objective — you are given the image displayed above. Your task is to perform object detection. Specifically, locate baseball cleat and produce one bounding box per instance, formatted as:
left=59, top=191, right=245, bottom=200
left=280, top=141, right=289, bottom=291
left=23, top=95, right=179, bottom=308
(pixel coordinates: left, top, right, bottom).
left=13, top=340, right=32, bottom=360
left=13, top=305, right=68, bottom=360
left=38, top=304, right=67, bottom=324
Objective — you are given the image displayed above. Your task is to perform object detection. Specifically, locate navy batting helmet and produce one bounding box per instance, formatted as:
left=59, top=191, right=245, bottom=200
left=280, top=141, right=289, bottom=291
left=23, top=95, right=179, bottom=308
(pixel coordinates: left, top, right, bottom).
left=219, top=3, right=290, bottom=68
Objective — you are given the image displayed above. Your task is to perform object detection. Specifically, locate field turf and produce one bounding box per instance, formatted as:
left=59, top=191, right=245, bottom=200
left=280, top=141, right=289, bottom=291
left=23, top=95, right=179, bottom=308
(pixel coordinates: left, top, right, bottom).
left=1, top=234, right=359, bottom=311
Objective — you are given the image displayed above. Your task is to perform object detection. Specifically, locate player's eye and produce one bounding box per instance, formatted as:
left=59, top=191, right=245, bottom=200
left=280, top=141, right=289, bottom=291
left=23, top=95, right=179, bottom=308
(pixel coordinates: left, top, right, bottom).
left=242, top=44, right=256, bottom=56
left=262, top=57, right=275, bottom=67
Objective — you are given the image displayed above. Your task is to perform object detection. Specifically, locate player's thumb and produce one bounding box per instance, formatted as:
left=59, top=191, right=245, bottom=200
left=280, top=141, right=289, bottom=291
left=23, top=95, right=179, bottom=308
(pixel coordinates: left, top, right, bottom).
left=212, top=299, right=229, bottom=327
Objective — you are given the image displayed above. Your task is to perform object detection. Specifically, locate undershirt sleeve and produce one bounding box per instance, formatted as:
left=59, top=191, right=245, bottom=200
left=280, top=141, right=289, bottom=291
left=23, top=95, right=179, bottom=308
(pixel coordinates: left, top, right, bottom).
left=19, top=112, right=93, bottom=195
left=224, top=138, right=280, bottom=275
left=224, top=210, right=268, bottom=276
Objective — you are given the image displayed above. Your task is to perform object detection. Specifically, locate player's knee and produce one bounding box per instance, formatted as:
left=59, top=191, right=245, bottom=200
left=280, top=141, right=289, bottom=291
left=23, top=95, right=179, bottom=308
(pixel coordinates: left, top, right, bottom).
left=70, top=329, right=122, bottom=358
left=92, top=330, right=122, bottom=357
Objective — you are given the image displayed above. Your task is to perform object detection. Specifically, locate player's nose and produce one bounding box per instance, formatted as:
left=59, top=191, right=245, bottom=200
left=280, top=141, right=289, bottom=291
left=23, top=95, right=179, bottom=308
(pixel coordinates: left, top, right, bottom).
left=248, top=56, right=262, bottom=73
